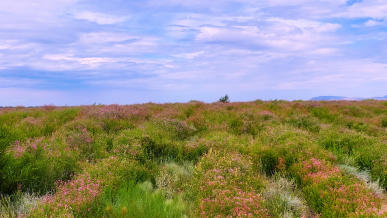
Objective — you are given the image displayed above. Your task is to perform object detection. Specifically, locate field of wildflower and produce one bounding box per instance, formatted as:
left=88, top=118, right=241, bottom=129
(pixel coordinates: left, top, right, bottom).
left=0, top=100, right=386, bottom=217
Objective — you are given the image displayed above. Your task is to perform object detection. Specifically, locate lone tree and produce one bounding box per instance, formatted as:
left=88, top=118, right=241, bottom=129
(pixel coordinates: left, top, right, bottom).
left=219, top=94, right=230, bottom=103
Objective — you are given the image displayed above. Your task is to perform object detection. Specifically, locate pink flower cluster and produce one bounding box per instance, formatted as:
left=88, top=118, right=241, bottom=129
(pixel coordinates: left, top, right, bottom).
left=67, top=126, right=93, bottom=149
left=200, top=188, right=269, bottom=218
left=196, top=152, right=268, bottom=217
left=320, top=181, right=383, bottom=216
left=85, top=104, right=148, bottom=120
left=300, top=158, right=340, bottom=183
left=294, top=157, right=383, bottom=216
left=41, top=174, right=102, bottom=214
left=10, top=138, right=44, bottom=158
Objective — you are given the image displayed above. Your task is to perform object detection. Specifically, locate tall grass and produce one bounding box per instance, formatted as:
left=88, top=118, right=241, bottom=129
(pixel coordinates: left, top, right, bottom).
left=0, top=101, right=385, bottom=217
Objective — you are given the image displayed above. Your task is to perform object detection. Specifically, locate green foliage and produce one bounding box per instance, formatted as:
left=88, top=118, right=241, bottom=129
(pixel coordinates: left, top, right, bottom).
left=1, top=101, right=386, bottom=217
left=318, top=130, right=387, bottom=189
left=187, top=151, right=268, bottom=217
left=87, top=181, right=187, bottom=218
left=228, top=113, right=263, bottom=136
left=345, top=121, right=369, bottom=133
left=1, top=140, right=80, bottom=194
left=344, top=106, right=366, bottom=117
left=260, top=150, right=280, bottom=176
left=289, top=158, right=382, bottom=217
left=218, top=94, right=230, bottom=103
left=286, top=116, right=320, bottom=133
left=382, top=117, right=387, bottom=127
left=263, top=176, right=307, bottom=218
left=318, top=130, right=372, bottom=155
left=309, top=107, right=337, bottom=122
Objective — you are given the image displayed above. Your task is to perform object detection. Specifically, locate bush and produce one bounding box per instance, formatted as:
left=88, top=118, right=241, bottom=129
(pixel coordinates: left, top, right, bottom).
left=156, top=162, right=193, bottom=198
left=30, top=157, right=153, bottom=217
left=228, top=113, right=263, bottom=136
left=0, top=192, right=40, bottom=217
left=318, top=130, right=373, bottom=156
left=289, top=158, right=382, bottom=217
left=286, top=116, right=320, bottom=133
left=188, top=151, right=268, bottom=217
left=55, top=119, right=107, bottom=160
left=345, top=121, right=368, bottom=133
left=263, top=176, right=307, bottom=218
left=355, top=143, right=387, bottom=189
left=309, top=107, right=337, bottom=122
left=318, top=130, right=387, bottom=189
left=87, top=181, right=187, bottom=218
left=1, top=139, right=79, bottom=194
left=381, top=117, right=387, bottom=127
left=218, top=95, right=230, bottom=103
left=260, top=150, right=280, bottom=176
left=100, top=118, right=134, bottom=133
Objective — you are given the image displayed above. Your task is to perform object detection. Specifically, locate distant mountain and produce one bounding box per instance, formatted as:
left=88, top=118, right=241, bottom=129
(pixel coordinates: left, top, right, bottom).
left=374, top=95, right=387, bottom=100
left=311, top=95, right=387, bottom=101
left=311, top=96, right=348, bottom=101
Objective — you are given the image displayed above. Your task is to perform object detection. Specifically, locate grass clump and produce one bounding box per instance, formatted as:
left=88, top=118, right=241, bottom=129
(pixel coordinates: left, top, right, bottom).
left=91, top=181, right=187, bottom=218
left=263, top=176, right=307, bottom=218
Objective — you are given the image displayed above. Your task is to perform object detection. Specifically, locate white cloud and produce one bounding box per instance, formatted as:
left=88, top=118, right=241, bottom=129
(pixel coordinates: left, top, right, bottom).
left=266, top=18, right=340, bottom=32
left=74, top=11, right=127, bottom=24
left=79, top=32, right=136, bottom=44
left=172, top=51, right=205, bottom=59
left=364, top=19, right=385, bottom=27
left=335, top=0, right=387, bottom=19
left=196, top=18, right=340, bottom=52
left=0, top=0, right=77, bottom=28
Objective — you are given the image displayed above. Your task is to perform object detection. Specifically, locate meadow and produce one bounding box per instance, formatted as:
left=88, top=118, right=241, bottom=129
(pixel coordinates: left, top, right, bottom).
left=0, top=100, right=386, bottom=217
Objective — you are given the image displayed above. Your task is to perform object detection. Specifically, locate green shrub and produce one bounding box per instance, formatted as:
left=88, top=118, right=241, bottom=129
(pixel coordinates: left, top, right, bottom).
left=287, top=116, right=320, bottom=133
left=318, top=130, right=387, bottom=189
left=345, top=121, right=369, bottom=132
left=30, top=157, right=154, bottom=217
left=344, top=106, right=366, bottom=118
left=309, top=107, right=337, bottom=122
left=156, top=162, right=193, bottom=198
left=263, top=176, right=307, bottom=218
left=188, top=150, right=268, bottom=217
left=1, top=139, right=80, bottom=194
left=54, top=119, right=107, bottom=160
left=112, top=128, right=205, bottom=163
left=0, top=192, right=40, bottom=217
left=355, top=143, right=387, bottom=189
left=381, top=117, right=387, bottom=127
left=86, top=181, right=187, bottom=218
left=318, top=130, right=373, bottom=156
left=141, top=136, right=181, bottom=161
left=228, top=113, right=263, bottom=136
left=218, top=94, right=230, bottom=103
left=289, top=158, right=382, bottom=217
left=260, top=150, right=280, bottom=176
left=100, top=118, right=134, bottom=133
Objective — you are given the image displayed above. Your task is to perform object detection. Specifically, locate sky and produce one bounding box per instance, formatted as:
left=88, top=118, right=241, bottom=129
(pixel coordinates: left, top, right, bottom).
left=0, top=0, right=386, bottom=106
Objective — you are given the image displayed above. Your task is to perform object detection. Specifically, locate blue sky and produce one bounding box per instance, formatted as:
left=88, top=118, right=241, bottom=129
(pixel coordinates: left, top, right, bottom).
left=0, top=0, right=386, bottom=106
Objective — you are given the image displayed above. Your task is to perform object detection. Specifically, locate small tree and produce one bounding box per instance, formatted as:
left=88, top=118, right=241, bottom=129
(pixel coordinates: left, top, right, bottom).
left=219, top=94, right=230, bottom=103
